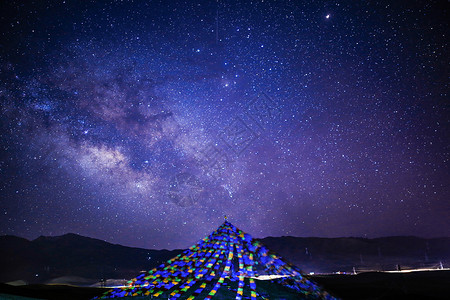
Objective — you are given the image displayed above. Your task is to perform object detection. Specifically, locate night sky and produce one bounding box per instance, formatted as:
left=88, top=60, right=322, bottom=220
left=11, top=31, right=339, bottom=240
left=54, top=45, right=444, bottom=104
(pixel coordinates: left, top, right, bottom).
left=1, top=0, right=449, bottom=249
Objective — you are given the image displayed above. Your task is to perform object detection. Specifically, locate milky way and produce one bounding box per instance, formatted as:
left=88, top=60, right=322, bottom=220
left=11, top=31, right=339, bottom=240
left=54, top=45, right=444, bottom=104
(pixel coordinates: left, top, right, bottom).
left=1, top=0, right=449, bottom=249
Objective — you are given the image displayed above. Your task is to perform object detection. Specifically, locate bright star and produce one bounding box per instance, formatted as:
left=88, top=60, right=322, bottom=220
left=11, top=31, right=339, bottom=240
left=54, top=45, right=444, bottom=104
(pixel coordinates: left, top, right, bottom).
left=325, top=14, right=330, bottom=19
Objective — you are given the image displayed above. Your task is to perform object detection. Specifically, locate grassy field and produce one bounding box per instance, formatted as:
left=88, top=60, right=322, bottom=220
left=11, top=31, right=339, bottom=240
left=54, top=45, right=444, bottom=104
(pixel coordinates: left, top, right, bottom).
left=1, top=270, right=449, bottom=299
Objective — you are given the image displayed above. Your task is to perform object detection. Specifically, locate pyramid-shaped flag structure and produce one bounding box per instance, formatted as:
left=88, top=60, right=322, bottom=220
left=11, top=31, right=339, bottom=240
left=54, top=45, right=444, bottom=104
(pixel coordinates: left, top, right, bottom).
left=94, top=220, right=338, bottom=299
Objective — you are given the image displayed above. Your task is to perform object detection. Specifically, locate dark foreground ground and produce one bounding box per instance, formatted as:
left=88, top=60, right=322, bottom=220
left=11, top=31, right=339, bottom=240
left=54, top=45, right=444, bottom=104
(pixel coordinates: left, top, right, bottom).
left=1, top=270, right=449, bottom=300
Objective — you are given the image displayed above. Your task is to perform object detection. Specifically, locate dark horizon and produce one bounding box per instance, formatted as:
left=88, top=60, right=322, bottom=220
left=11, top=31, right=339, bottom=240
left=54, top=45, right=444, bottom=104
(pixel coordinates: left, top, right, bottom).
left=1, top=0, right=449, bottom=249
left=3, top=228, right=450, bottom=251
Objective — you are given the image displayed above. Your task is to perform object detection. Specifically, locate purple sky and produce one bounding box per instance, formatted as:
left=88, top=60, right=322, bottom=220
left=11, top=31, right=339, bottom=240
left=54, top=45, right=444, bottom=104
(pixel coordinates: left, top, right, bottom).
left=1, top=0, right=448, bottom=249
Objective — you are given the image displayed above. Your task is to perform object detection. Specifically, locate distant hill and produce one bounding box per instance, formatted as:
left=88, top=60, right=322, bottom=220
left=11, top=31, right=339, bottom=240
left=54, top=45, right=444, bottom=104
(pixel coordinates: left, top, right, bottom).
left=0, top=233, right=182, bottom=284
left=258, top=236, right=450, bottom=273
left=1, top=234, right=449, bottom=284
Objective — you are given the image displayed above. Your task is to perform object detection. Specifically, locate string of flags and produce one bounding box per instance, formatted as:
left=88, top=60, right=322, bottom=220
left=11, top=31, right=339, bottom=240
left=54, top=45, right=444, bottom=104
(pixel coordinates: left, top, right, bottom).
left=93, top=219, right=338, bottom=299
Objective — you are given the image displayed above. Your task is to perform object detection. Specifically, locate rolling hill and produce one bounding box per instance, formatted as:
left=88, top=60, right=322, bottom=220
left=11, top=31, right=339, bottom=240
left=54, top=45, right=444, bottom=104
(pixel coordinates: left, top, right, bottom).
left=1, top=234, right=449, bottom=284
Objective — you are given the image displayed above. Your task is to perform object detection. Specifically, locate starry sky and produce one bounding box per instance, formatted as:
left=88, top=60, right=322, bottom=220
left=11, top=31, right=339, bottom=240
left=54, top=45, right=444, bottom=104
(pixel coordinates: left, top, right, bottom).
left=0, top=0, right=449, bottom=249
